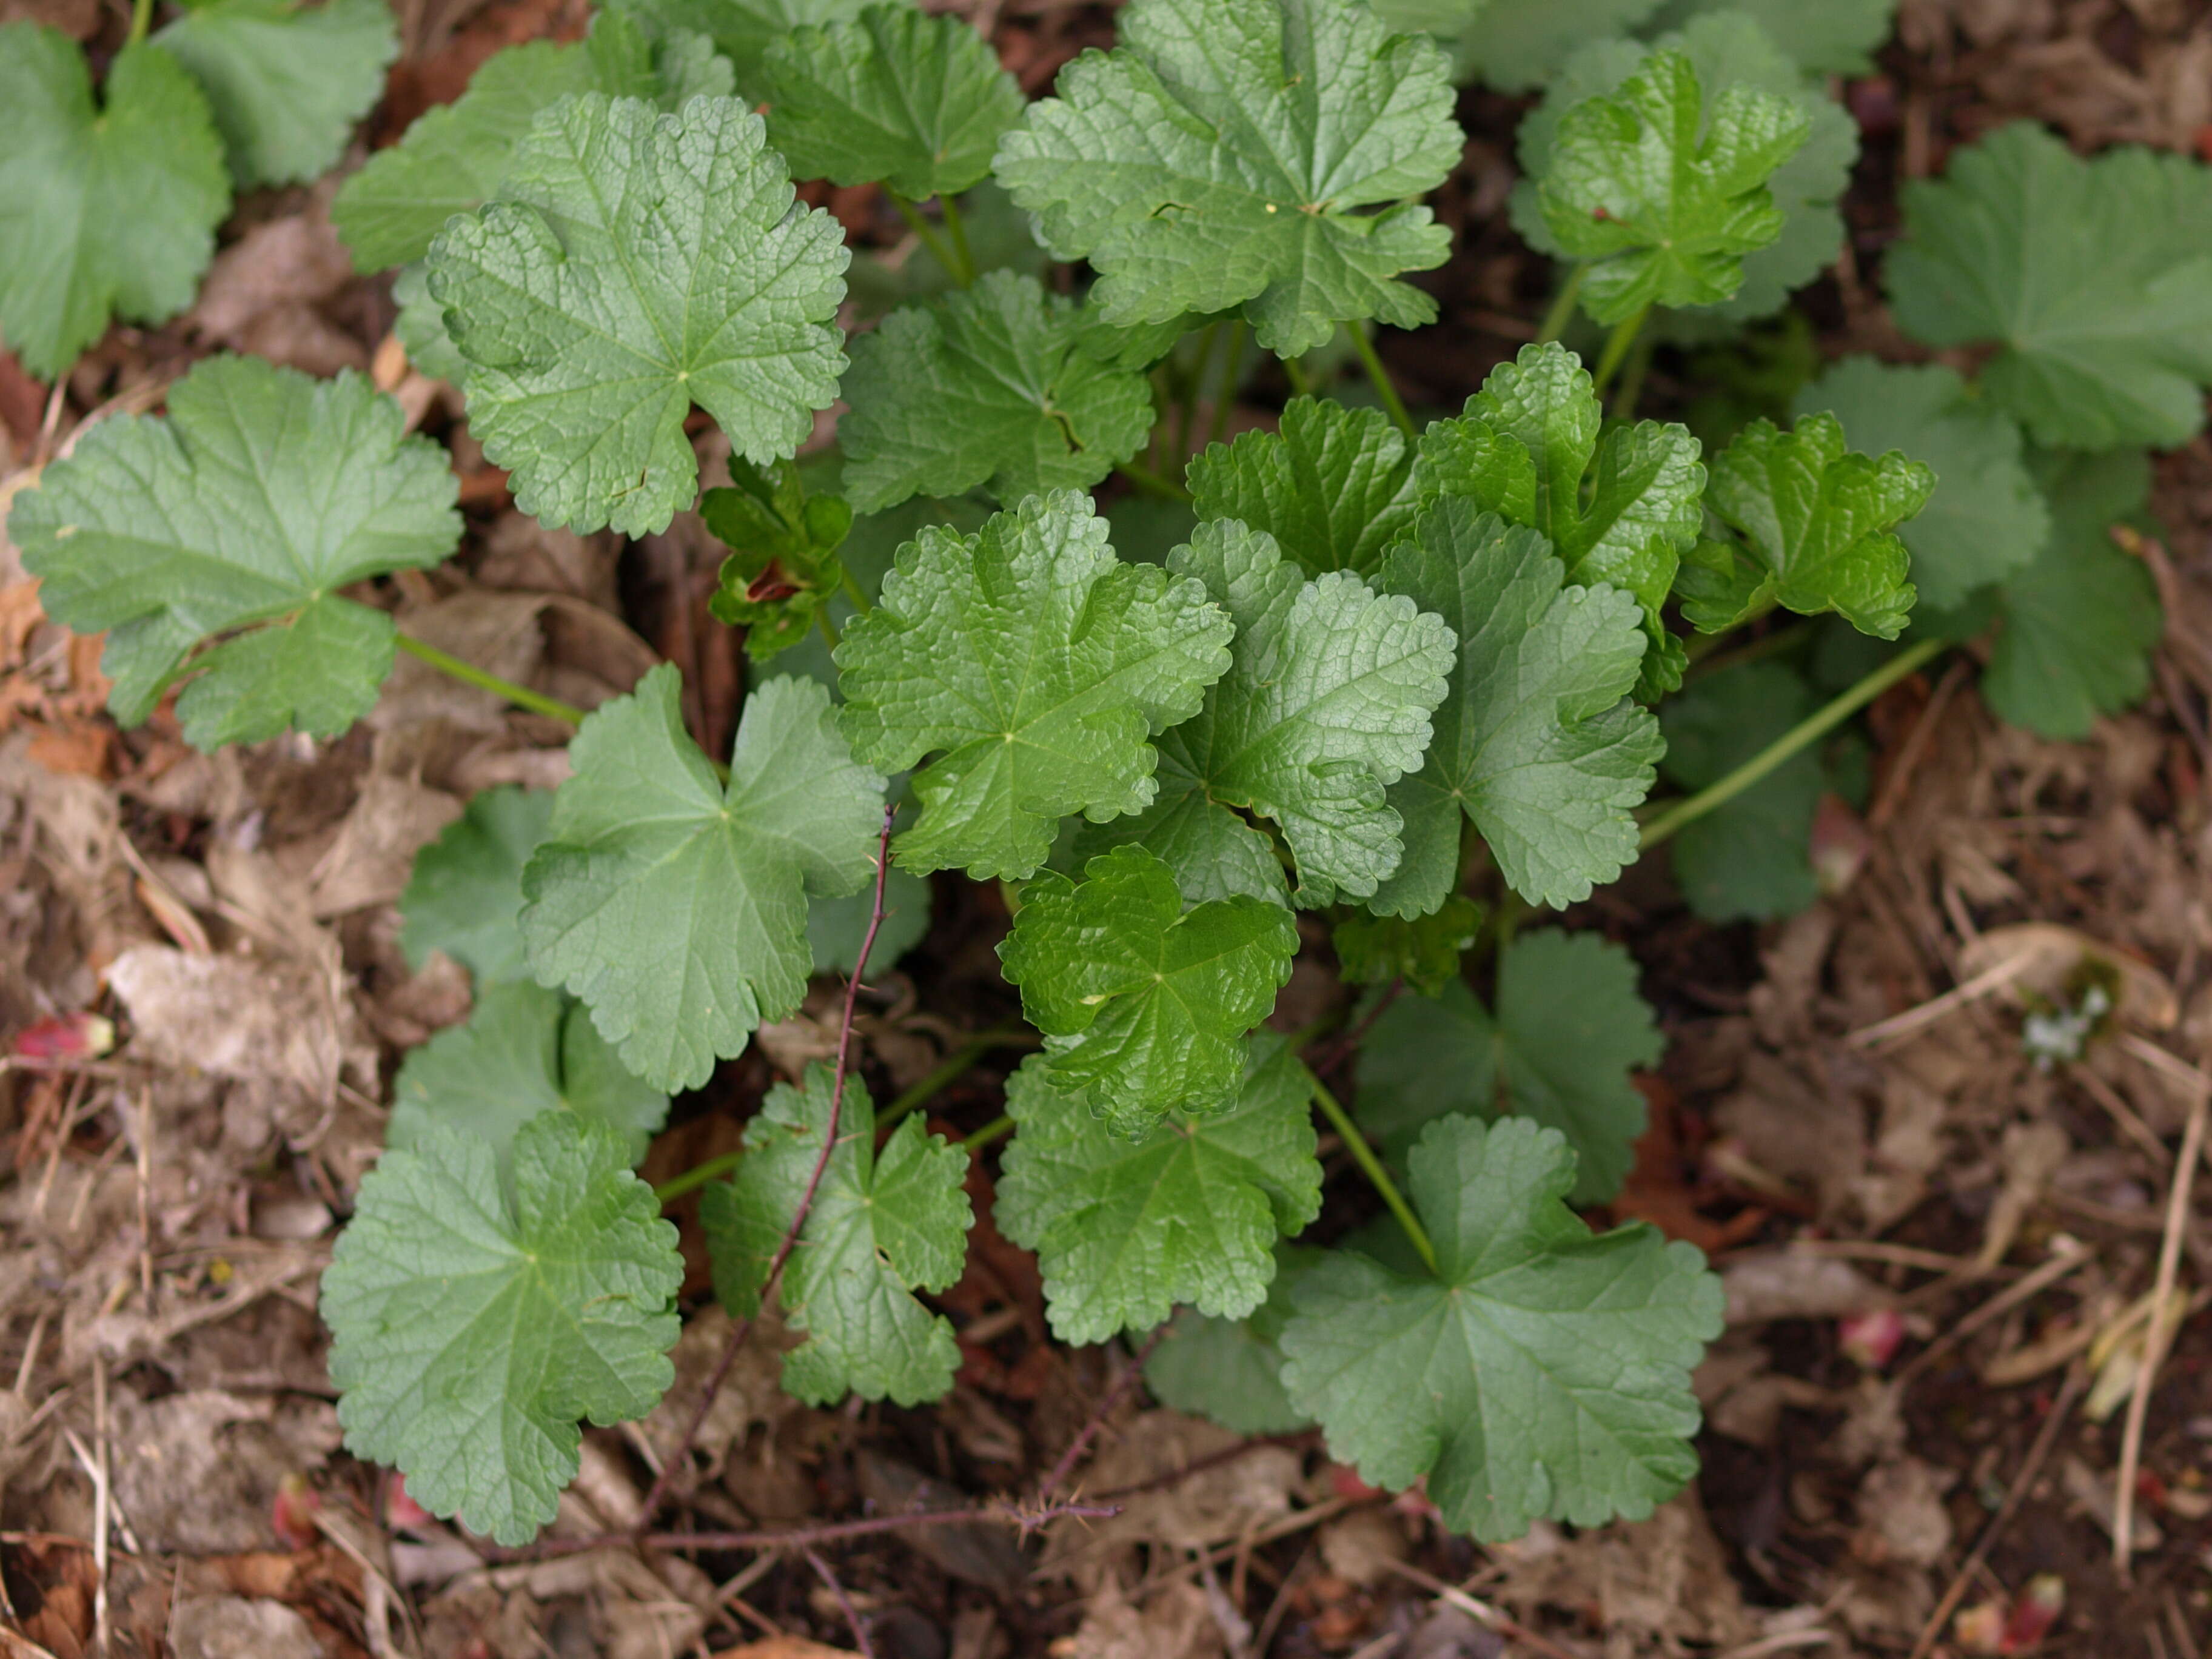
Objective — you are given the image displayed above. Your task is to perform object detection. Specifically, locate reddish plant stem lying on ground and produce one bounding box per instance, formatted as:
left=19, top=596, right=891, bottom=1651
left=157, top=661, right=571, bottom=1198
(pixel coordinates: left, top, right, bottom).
left=1037, top=1325, right=1168, bottom=1500
left=806, top=1547, right=877, bottom=1657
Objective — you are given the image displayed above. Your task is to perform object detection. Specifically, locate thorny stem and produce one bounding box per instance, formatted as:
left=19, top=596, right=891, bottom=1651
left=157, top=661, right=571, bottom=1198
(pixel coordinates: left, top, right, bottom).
left=1639, top=637, right=1946, bottom=851
left=394, top=632, right=587, bottom=725
left=1590, top=305, right=1649, bottom=397
left=1114, top=457, right=1191, bottom=502
left=496, top=1498, right=1122, bottom=1563
left=631, top=802, right=900, bottom=1534
left=1306, top=1065, right=1437, bottom=1275
left=1038, top=1326, right=1169, bottom=1500
left=887, top=193, right=966, bottom=287
left=1349, top=321, right=1415, bottom=438
left=877, top=1030, right=1034, bottom=1130
left=808, top=1550, right=877, bottom=1658
left=937, top=191, right=977, bottom=287
left=1535, top=267, right=1586, bottom=344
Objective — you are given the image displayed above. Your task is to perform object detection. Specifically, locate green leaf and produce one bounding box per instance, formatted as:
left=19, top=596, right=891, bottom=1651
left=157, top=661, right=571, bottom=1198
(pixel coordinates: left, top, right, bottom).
left=0, top=27, right=228, bottom=380
left=807, top=864, right=933, bottom=976
left=997, top=1035, right=1321, bottom=1343
left=834, top=491, right=1234, bottom=880
left=1679, top=413, right=1930, bottom=639
left=1416, top=342, right=1701, bottom=697
left=1534, top=48, right=1809, bottom=323
left=392, top=261, right=468, bottom=383
left=427, top=93, right=849, bottom=535
left=1657, top=658, right=1822, bottom=922
left=1791, top=358, right=2045, bottom=612
left=1887, top=122, right=2212, bottom=451
left=153, top=0, right=394, bottom=188
left=606, top=0, right=876, bottom=97
left=702, top=458, right=856, bottom=662
left=390, top=982, right=669, bottom=1173
left=845, top=179, right=1050, bottom=323
left=1278, top=1115, right=1721, bottom=1540
left=762, top=4, right=1022, bottom=199
left=1643, top=0, right=1896, bottom=76
left=1370, top=500, right=1661, bottom=916
left=1186, top=398, right=1421, bottom=580
left=1356, top=930, right=1660, bottom=1203
left=996, top=843, right=1298, bottom=1135
left=1445, top=0, right=1664, bottom=93
left=1332, top=895, right=1481, bottom=996
left=702, top=1064, right=970, bottom=1406
left=992, top=0, right=1463, bottom=356
left=10, top=355, right=459, bottom=749
left=1078, top=521, right=1457, bottom=907
left=1142, top=1250, right=1319, bottom=1435
left=332, top=13, right=729, bottom=272
left=1982, top=449, right=2162, bottom=740
left=399, top=785, right=555, bottom=985
left=321, top=1113, right=682, bottom=1547
left=839, top=272, right=1156, bottom=512
left=520, top=667, right=886, bottom=1092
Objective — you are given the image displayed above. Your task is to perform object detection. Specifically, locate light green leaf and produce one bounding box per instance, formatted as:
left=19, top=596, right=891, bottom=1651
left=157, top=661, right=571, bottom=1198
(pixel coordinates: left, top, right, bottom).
left=427, top=93, right=849, bottom=535
left=1446, top=0, right=1664, bottom=93
left=1142, top=1249, right=1319, bottom=1435
left=807, top=865, right=933, bottom=976
left=1356, top=930, right=1660, bottom=1203
left=400, top=786, right=555, bottom=986
left=392, top=261, right=468, bottom=383
left=997, top=1036, right=1321, bottom=1343
left=1332, top=895, right=1481, bottom=996
left=1643, top=0, right=1897, bottom=76
left=154, top=0, right=394, bottom=187
left=0, top=27, right=228, bottom=380
left=1656, top=658, right=1822, bottom=922
left=839, top=273, right=1156, bottom=512
left=1887, top=122, right=2212, bottom=451
left=997, top=843, right=1298, bottom=1135
left=10, top=355, right=458, bottom=749
left=845, top=179, right=1050, bottom=322
left=321, top=1113, right=682, bottom=1547
left=702, top=1064, right=970, bottom=1406
left=1371, top=500, right=1660, bottom=916
left=1186, top=398, right=1421, bottom=580
left=607, top=0, right=877, bottom=96
left=834, top=491, right=1233, bottom=880
left=992, top=0, right=1463, bottom=356
left=520, top=667, right=887, bottom=1092
left=762, top=4, right=1022, bottom=199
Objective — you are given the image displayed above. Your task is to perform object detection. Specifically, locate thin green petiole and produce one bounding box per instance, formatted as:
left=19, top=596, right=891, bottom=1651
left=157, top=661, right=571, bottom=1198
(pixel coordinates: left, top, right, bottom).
left=1281, top=354, right=1313, bottom=399
left=1115, top=458, right=1191, bottom=502
left=1590, top=305, right=1649, bottom=397
left=394, top=631, right=587, bottom=725
left=1535, top=267, right=1586, bottom=345
left=654, top=1149, right=745, bottom=1204
left=1174, top=321, right=1223, bottom=463
left=837, top=569, right=873, bottom=616
left=817, top=606, right=841, bottom=652
left=1609, top=329, right=1657, bottom=421
left=877, top=1028, right=1036, bottom=1130
left=887, top=192, right=965, bottom=287
left=1306, top=1065, right=1436, bottom=1275
left=1349, top=321, right=1415, bottom=438
left=128, top=0, right=153, bottom=42
left=1204, top=321, right=1249, bottom=451
left=937, top=192, right=977, bottom=287
left=960, top=1114, right=1014, bottom=1155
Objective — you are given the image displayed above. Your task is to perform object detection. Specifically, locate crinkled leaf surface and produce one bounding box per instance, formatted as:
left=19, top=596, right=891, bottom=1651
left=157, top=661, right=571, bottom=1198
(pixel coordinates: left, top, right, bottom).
left=997, top=1036, right=1320, bottom=1343
left=520, top=667, right=886, bottom=1091
left=1332, top=895, right=1481, bottom=996
left=1078, top=521, right=1456, bottom=907
left=10, top=355, right=459, bottom=749
left=702, top=1065, right=970, bottom=1406
left=1187, top=398, right=1421, bottom=579
left=1887, top=123, right=2212, bottom=451
left=154, top=0, right=394, bottom=187
left=321, top=1114, right=682, bottom=1547
left=1445, top=0, right=1663, bottom=93
left=1278, top=1115, right=1720, bottom=1539
left=1357, top=931, right=1660, bottom=1202
left=0, top=27, right=228, bottom=379
left=839, top=273, right=1156, bottom=512
left=1679, top=414, right=1929, bottom=638
left=1792, top=358, right=2045, bottom=611
left=997, top=844, right=1298, bottom=1134
left=762, top=4, right=1022, bottom=198
left=1535, top=49, right=1808, bottom=324
left=834, top=492, right=1233, bottom=879
left=400, top=785, right=555, bottom=985
left=607, top=0, right=874, bottom=96
left=1371, top=500, right=1660, bottom=916
left=1644, top=0, right=1895, bottom=75
left=1142, top=1247, right=1319, bottom=1435
left=427, top=93, right=848, bottom=535
left=1657, top=658, right=1822, bottom=922
left=993, top=0, right=1463, bottom=355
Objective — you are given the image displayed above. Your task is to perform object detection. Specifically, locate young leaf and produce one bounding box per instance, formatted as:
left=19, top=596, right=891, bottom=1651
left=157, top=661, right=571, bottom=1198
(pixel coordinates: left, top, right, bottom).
left=1076, top=521, right=1456, bottom=907
left=520, top=667, right=886, bottom=1092
left=702, top=459, right=856, bottom=662
left=702, top=1064, right=970, bottom=1406
left=761, top=4, right=1023, bottom=199
left=1186, top=399, right=1421, bottom=580
left=1444, top=0, right=1664, bottom=92
left=399, top=785, right=555, bottom=985
left=1142, top=1248, right=1319, bottom=1436
left=833, top=492, right=1234, bottom=880
left=1278, top=1115, right=1721, bottom=1540
left=1886, top=123, right=2212, bottom=451
left=992, top=0, right=1463, bottom=355
left=153, top=0, right=395, bottom=188
left=1791, top=358, right=2046, bottom=611
left=1356, top=930, right=1661, bottom=1203
left=606, top=0, right=874, bottom=98
left=1416, top=342, right=1701, bottom=696
left=320, top=1114, right=682, bottom=1547
left=1656, top=658, right=1823, bottom=922
left=0, top=27, right=228, bottom=380
left=1332, top=896, right=1482, bottom=997
left=1534, top=48, right=1809, bottom=323
left=996, top=1036, right=1321, bottom=1343
left=390, top=982, right=669, bottom=1172
left=996, top=844, right=1298, bottom=1135
left=1370, top=500, right=1661, bottom=916
left=1677, top=413, right=1930, bottom=639
left=1643, top=0, right=1897, bottom=77
left=839, top=273, right=1155, bottom=512
left=427, top=93, right=849, bottom=535
left=10, top=355, right=460, bottom=749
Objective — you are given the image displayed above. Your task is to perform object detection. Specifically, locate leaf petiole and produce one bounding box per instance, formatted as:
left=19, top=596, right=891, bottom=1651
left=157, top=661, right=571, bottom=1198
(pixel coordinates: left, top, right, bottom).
left=959, top=1113, right=1013, bottom=1155
left=1591, top=304, right=1649, bottom=397
left=937, top=190, right=977, bottom=287
left=1535, top=266, right=1586, bottom=344
left=394, top=631, right=588, bottom=726
left=888, top=191, right=970, bottom=287
left=1305, top=1064, right=1436, bottom=1275
left=879, top=1028, right=1036, bottom=1128
left=1349, top=321, right=1415, bottom=438
left=655, top=1150, right=744, bottom=1204
left=1114, top=457, right=1192, bottom=501
left=128, top=0, right=153, bottom=42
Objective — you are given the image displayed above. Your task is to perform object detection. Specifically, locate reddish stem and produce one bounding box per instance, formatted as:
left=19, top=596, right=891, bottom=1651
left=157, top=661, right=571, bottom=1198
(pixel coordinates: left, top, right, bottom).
left=1037, top=1326, right=1167, bottom=1500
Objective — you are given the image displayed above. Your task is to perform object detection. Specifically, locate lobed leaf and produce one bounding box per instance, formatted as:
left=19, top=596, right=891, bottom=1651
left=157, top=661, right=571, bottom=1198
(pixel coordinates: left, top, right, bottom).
left=606, top=0, right=877, bottom=96
left=1186, top=398, right=1421, bottom=580
left=399, top=786, right=555, bottom=986
left=1141, top=1247, right=1320, bottom=1436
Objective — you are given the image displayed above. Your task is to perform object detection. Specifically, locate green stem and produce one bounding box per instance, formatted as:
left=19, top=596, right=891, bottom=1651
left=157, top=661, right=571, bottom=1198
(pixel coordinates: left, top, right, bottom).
left=394, top=631, right=587, bottom=725
left=1591, top=306, right=1649, bottom=397
left=1609, top=328, right=1656, bottom=421
left=655, top=1148, right=744, bottom=1203
left=960, top=1114, right=1014, bottom=1155
left=1204, top=322, right=1248, bottom=451
left=1640, top=636, right=1945, bottom=851
left=838, top=569, right=873, bottom=616
left=877, top=1029, right=1034, bottom=1129
left=1349, top=321, right=1415, bottom=438
left=1681, top=618, right=1809, bottom=680
left=888, top=192, right=963, bottom=287
left=816, top=606, right=841, bottom=653
left=128, top=0, right=153, bottom=42
left=1175, top=321, right=1223, bottom=463
left=937, top=192, right=977, bottom=287
left=1535, top=267, right=1586, bottom=345
left=1305, top=1065, right=1436, bottom=1275
left=1281, top=354, right=1313, bottom=400
left=1115, top=458, right=1191, bottom=502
